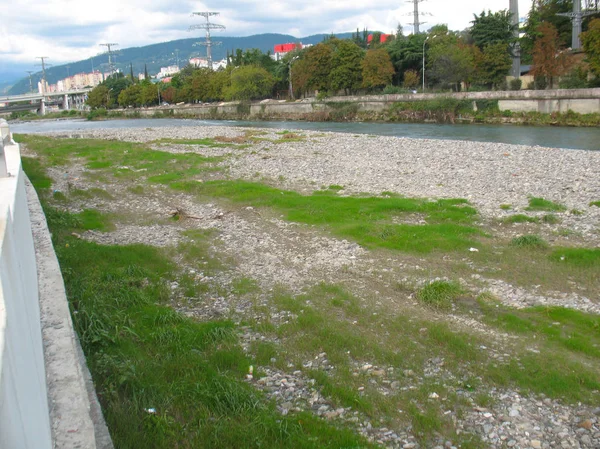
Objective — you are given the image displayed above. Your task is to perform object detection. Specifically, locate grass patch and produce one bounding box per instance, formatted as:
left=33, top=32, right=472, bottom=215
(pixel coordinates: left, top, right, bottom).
left=504, top=214, right=539, bottom=224
left=510, top=235, right=548, bottom=249
left=152, top=137, right=249, bottom=149
left=590, top=201, right=600, bottom=207
left=542, top=214, right=561, bottom=224
left=499, top=204, right=512, bottom=210
left=16, top=135, right=223, bottom=184
left=416, top=280, right=463, bottom=310
left=39, top=204, right=377, bottom=449
left=76, top=209, right=115, bottom=232
left=21, top=156, right=52, bottom=190
left=525, top=197, right=567, bottom=212
left=173, top=180, right=481, bottom=254
left=550, top=247, right=600, bottom=268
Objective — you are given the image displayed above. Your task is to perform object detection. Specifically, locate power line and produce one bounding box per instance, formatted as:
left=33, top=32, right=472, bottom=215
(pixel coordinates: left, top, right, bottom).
left=557, top=0, right=596, bottom=50
left=509, top=0, right=521, bottom=78
left=189, top=12, right=225, bottom=70
left=25, top=71, right=34, bottom=93
left=35, top=57, right=50, bottom=95
left=407, top=0, right=428, bottom=34
left=100, top=43, right=119, bottom=74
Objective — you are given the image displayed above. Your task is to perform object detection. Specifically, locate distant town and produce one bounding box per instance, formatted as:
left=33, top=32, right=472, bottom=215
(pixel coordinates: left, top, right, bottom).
left=36, top=43, right=312, bottom=94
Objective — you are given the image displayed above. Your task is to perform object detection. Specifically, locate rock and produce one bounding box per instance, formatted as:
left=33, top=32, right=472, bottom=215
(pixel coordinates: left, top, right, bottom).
left=578, top=419, right=593, bottom=430
left=402, top=444, right=416, bottom=449
left=530, top=440, right=542, bottom=449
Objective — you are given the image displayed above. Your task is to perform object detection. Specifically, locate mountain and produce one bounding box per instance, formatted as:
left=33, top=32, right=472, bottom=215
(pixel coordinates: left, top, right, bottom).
left=7, top=32, right=354, bottom=95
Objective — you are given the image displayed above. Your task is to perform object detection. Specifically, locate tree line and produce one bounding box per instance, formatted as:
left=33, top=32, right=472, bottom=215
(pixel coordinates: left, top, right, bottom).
left=86, top=0, right=600, bottom=110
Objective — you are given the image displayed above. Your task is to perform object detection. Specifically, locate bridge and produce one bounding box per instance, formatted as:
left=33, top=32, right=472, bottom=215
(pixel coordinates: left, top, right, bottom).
left=0, top=89, right=91, bottom=115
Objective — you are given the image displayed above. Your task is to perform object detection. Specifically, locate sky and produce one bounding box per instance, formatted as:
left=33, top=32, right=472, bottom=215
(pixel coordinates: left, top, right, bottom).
left=0, top=0, right=534, bottom=81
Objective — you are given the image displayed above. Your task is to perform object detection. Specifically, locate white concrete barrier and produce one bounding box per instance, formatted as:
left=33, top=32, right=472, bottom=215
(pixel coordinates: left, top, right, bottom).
left=0, top=121, right=112, bottom=449
left=0, top=122, right=52, bottom=449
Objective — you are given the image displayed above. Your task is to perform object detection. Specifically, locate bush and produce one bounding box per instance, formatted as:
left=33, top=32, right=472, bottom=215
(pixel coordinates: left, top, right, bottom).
left=417, top=280, right=463, bottom=310
left=86, top=108, right=108, bottom=120
left=509, top=79, right=523, bottom=91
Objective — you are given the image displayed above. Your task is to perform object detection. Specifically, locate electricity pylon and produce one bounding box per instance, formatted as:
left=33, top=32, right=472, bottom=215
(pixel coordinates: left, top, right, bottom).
left=189, top=12, right=225, bottom=70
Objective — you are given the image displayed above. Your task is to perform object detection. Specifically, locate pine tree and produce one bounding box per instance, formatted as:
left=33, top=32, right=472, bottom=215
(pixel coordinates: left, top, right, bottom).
left=130, top=63, right=134, bottom=83
left=144, top=64, right=149, bottom=80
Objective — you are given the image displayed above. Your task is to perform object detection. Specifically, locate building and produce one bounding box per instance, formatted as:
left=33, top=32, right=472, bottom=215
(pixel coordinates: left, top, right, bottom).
left=272, top=42, right=304, bottom=61
left=157, top=65, right=180, bottom=79
left=189, top=57, right=208, bottom=68
left=367, top=34, right=392, bottom=45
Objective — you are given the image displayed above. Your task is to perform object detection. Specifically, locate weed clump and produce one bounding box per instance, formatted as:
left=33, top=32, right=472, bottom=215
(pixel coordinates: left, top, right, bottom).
left=526, top=197, right=567, bottom=212
left=504, top=214, right=539, bottom=224
left=417, top=280, right=463, bottom=310
left=511, top=235, right=548, bottom=249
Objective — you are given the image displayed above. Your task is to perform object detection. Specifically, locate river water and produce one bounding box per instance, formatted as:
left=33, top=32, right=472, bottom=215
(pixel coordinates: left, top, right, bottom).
left=10, top=118, right=600, bottom=151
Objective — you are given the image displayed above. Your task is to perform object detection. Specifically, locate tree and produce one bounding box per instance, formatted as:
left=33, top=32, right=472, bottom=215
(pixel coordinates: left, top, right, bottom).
left=362, top=48, right=395, bottom=89
left=223, top=65, right=275, bottom=101
left=118, top=84, right=142, bottom=107
left=475, top=42, right=512, bottom=88
left=86, top=85, right=111, bottom=109
left=329, top=40, right=364, bottom=94
left=144, top=64, right=149, bottom=81
left=582, top=17, right=600, bottom=76
left=130, top=63, right=135, bottom=83
left=292, top=43, right=334, bottom=95
left=470, top=10, right=517, bottom=50
left=428, top=42, right=476, bottom=91
left=403, top=70, right=420, bottom=89
left=531, top=22, right=572, bottom=88
left=385, top=33, right=426, bottom=85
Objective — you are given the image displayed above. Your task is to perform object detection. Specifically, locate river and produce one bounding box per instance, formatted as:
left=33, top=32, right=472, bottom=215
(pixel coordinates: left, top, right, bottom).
left=10, top=118, right=600, bottom=151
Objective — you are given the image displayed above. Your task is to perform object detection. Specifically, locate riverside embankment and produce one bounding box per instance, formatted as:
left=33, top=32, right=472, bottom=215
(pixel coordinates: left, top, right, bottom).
left=18, top=124, right=600, bottom=449
left=111, top=88, right=600, bottom=126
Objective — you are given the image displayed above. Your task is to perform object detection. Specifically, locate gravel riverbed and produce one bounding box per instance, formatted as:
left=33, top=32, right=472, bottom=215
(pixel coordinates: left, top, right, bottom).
left=33, top=125, right=600, bottom=449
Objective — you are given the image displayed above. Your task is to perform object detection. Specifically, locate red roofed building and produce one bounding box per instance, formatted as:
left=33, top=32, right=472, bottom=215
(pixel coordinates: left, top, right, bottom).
left=367, top=34, right=392, bottom=45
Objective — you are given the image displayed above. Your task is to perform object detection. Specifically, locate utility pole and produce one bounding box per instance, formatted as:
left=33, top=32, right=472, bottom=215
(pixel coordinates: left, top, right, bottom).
left=408, top=0, right=427, bottom=34
left=25, top=71, right=34, bottom=93
left=509, top=0, right=521, bottom=78
left=558, top=0, right=596, bottom=50
left=189, top=12, right=225, bottom=70
left=174, top=48, right=180, bottom=69
left=36, top=57, right=49, bottom=94
left=100, top=43, right=119, bottom=74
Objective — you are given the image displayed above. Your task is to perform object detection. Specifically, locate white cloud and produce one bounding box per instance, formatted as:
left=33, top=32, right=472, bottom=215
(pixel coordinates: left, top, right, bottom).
left=1, top=0, right=535, bottom=70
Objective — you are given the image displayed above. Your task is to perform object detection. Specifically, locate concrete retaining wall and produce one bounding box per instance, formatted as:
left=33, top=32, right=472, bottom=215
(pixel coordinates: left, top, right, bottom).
left=0, top=124, right=52, bottom=449
left=126, top=88, right=600, bottom=119
left=0, top=120, right=113, bottom=449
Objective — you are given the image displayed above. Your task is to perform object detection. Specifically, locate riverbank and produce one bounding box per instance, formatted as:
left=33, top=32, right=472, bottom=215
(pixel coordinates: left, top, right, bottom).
left=17, top=126, right=600, bottom=448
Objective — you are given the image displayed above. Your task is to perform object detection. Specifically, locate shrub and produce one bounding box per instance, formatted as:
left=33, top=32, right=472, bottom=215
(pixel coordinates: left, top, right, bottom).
left=417, top=280, right=463, bottom=310
left=509, top=79, right=523, bottom=91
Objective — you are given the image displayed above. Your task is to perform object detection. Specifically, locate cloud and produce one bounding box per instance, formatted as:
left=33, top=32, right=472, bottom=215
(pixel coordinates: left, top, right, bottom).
left=1, top=0, right=534, bottom=76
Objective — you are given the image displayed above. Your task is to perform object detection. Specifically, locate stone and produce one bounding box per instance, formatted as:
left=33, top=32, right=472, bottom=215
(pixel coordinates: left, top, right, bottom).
left=530, top=440, right=542, bottom=449
left=578, top=419, right=593, bottom=430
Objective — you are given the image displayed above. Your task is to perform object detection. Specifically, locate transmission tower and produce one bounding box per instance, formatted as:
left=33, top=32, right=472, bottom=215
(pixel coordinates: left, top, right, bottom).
left=189, top=12, right=225, bottom=70
left=35, top=57, right=50, bottom=94
left=408, top=0, right=428, bottom=34
left=25, top=71, right=34, bottom=93
left=509, top=0, right=521, bottom=78
left=100, top=43, right=119, bottom=74
left=557, top=0, right=597, bottom=50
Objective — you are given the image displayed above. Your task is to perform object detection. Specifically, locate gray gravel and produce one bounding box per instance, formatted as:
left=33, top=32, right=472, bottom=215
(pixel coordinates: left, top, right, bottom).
left=32, top=124, right=600, bottom=449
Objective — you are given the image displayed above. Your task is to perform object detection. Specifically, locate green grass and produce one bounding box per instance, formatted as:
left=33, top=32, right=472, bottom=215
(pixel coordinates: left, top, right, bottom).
left=416, top=280, right=463, bottom=310
left=550, top=247, right=600, bottom=268
left=525, top=197, right=567, bottom=212
left=510, top=235, right=548, bottom=249
left=152, top=137, right=249, bottom=149
left=172, top=180, right=481, bottom=254
left=21, top=157, right=52, bottom=190
left=499, top=204, right=512, bottom=210
left=15, top=135, right=223, bottom=183
left=40, top=206, right=377, bottom=449
left=503, top=214, right=539, bottom=224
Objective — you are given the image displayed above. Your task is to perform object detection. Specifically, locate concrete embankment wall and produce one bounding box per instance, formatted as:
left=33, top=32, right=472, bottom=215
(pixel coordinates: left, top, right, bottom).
left=0, top=120, right=112, bottom=449
left=124, top=88, right=600, bottom=119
